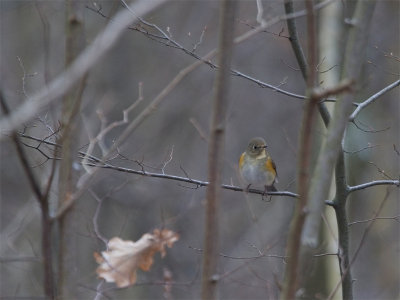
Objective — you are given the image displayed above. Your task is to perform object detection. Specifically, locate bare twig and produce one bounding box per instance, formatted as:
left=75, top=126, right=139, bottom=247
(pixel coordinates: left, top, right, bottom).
left=0, top=0, right=338, bottom=137
left=189, top=118, right=208, bottom=142
left=348, top=215, right=400, bottom=226
left=18, top=133, right=298, bottom=210
left=0, top=92, right=55, bottom=298
left=81, top=82, right=144, bottom=174
left=367, top=161, right=395, bottom=180
left=348, top=180, right=399, bottom=193
left=312, top=252, right=338, bottom=258
left=343, top=143, right=379, bottom=154
left=89, top=189, right=109, bottom=246
left=0, top=0, right=168, bottom=136
left=327, top=189, right=391, bottom=300
left=192, top=26, right=206, bottom=52
left=349, top=79, right=400, bottom=122
left=189, top=245, right=286, bottom=261
left=84, top=160, right=299, bottom=198
left=283, top=0, right=308, bottom=79
left=92, top=0, right=338, bottom=102
left=17, top=56, right=37, bottom=98
left=352, top=119, right=391, bottom=133
left=161, top=146, right=174, bottom=175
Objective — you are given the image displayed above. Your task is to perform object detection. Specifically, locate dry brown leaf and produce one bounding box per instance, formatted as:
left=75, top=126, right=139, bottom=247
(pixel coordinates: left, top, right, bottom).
left=94, top=229, right=179, bottom=288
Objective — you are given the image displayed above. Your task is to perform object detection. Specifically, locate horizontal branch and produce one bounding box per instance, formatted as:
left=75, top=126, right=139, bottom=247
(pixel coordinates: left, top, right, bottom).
left=348, top=180, right=399, bottom=193
left=349, top=79, right=400, bottom=121
left=348, top=215, right=400, bottom=226
left=19, top=134, right=299, bottom=199
left=83, top=162, right=299, bottom=198
left=20, top=133, right=400, bottom=200
left=230, top=70, right=312, bottom=100
left=0, top=0, right=337, bottom=138
left=91, top=0, right=338, bottom=102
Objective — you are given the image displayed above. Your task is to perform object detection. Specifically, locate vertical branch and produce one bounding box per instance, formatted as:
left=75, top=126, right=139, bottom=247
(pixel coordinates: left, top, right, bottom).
left=281, top=1, right=318, bottom=299
left=284, top=0, right=308, bottom=80
left=333, top=151, right=352, bottom=299
left=57, top=0, right=87, bottom=298
left=302, top=2, right=376, bottom=300
left=0, top=92, right=55, bottom=298
left=284, top=0, right=331, bottom=126
left=304, top=0, right=376, bottom=255
left=201, top=1, right=237, bottom=300
left=316, top=0, right=343, bottom=297
left=305, top=0, right=317, bottom=89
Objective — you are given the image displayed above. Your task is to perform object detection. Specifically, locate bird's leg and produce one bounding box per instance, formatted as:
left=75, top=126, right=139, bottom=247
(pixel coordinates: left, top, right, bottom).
left=245, top=183, right=251, bottom=193
left=262, top=185, right=272, bottom=202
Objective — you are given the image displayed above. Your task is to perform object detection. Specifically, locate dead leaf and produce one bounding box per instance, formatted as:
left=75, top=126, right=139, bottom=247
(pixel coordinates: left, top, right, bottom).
left=94, top=229, right=179, bottom=288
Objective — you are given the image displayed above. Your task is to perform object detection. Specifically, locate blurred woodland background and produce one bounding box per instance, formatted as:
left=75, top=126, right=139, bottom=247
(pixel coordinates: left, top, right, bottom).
left=0, top=0, right=399, bottom=299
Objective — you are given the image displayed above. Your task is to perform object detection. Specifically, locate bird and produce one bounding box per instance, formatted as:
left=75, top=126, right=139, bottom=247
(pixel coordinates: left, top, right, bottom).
left=239, top=137, right=278, bottom=192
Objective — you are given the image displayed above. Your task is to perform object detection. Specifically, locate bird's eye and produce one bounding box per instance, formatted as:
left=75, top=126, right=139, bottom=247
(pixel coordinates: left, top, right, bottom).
left=253, top=145, right=257, bottom=150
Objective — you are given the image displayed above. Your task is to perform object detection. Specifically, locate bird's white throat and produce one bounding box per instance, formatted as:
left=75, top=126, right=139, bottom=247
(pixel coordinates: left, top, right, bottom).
left=255, top=150, right=267, bottom=160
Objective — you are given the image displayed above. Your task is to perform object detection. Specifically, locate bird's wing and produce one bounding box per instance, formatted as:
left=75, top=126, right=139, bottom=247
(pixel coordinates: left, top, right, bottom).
left=239, top=152, right=245, bottom=169
left=266, top=157, right=278, bottom=177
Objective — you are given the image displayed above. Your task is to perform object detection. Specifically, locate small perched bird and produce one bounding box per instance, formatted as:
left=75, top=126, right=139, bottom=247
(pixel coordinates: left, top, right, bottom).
left=239, top=137, right=278, bottom=192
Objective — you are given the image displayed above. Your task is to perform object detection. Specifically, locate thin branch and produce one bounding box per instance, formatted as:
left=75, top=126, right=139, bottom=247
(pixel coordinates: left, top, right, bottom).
left=17, top=56, right=37, bottom=98
left=284, top=0, right=308, bottom=79
left=69, top=142, right=301, bottom=221
left=0, top=0, right=168, bottom=136
left=92, top=0, right=338, bottom=102
left=0, top=0, right=338, bottom=137
left=349, top=79, right=400, bottom=121
left=348, top=180, right=399, bottom=193
left=348, top=215, right=400, bottom=226
left=284, top=0, right=333, bottom=128
left=0, top=91, right=55, bottom=298
left=189, top=245, right=286, bottom=261
left=89, top=189, right=109, bottom=246
left=81, top=161, right=299, bottom=198
left=230, top=70, right=317, bottom=100
left=56, top=55, right=209, bottom=219
left=18, top=133, right=299, bottom=211
left=81, top=82, right=144, bottom=174
left=35, top=1, right=51, bottom=84
left=192, top=26, right=207, bottom=52
left=327, top=189, right=391, bottom=300
left=352, top=119, right=391, bottom=133
left=189, top=118, right=208, bottom=142
left=161, top=146, right=174, bottom=175
left=343, top=143, right=379, bottom=154
left=367, top=161, right=395, bottom=180
left=0, top=94, right=43, bottom=201
left=312, top=252, right=338, bottom=258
